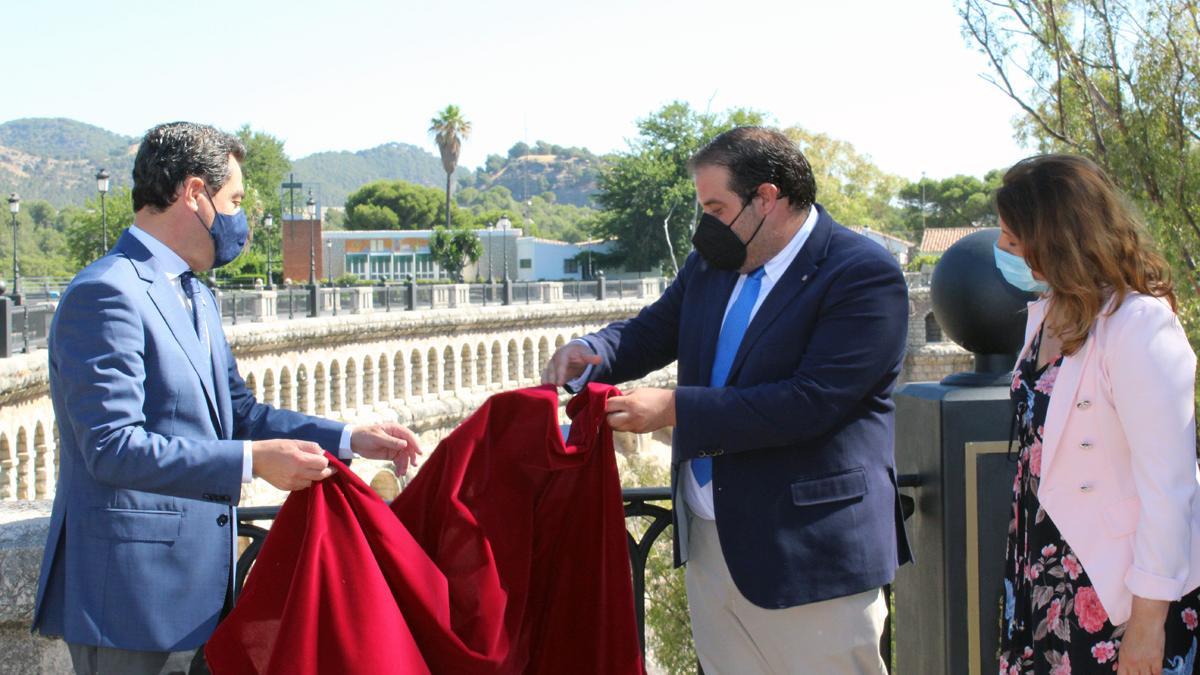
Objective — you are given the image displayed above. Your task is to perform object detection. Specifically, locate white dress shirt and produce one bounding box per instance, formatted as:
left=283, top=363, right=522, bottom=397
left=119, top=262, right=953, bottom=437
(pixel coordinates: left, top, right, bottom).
left=127, top=226, right=354, bottom=484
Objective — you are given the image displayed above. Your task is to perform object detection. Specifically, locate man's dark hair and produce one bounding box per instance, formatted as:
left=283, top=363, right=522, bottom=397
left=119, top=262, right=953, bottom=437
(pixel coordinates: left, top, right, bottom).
left=689, top=126, right=816, bottom=212
left=132, top=122, right=246, bottom=212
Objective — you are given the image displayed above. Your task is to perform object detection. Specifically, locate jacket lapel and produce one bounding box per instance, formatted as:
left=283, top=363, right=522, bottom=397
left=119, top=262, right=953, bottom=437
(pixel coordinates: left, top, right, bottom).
left=1038, top=295, right=1114, bottom=477
left=119, top=232, right=223, bottom=433
left=724, top=207, right=832, bottom=385
left=697, top=265, right=739, bottom=387
left=200, top=287, right=233, bottom=439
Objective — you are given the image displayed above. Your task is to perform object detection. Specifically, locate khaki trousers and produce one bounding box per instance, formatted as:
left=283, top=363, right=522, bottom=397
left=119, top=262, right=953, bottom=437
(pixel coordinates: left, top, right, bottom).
left=685, top=516, right=889, bottom=675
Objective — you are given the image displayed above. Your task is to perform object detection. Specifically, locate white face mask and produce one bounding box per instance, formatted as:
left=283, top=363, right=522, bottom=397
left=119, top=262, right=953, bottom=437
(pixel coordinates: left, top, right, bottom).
left=993, top=245, right=1048, bottom=293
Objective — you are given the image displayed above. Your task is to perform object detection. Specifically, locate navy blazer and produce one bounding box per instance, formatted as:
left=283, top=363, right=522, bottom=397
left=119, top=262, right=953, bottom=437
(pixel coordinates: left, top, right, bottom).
left=586, top=205, right=913, bottom=608
left=33, top=231, right=345, bottom=651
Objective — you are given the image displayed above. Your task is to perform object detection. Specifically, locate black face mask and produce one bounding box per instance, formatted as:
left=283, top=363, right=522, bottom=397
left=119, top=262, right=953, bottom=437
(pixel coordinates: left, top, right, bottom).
left=691, top=198, right=767, bottom=271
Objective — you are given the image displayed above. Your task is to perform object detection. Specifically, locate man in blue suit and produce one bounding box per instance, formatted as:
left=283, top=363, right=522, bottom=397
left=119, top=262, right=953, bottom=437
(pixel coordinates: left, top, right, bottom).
left=33, top=122, right=422, bottom=675
left=544, top=127, right=911, bottom=673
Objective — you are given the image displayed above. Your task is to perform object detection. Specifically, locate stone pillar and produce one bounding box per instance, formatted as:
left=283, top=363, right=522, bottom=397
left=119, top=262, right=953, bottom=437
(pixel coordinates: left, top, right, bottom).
left=349, top=287, right=373, bottom=314
left=320, top=288, right=338, bottom=314
left=0, top=502, right=72, bottom=673
left=637, top=278, right=661, bottom=298
left=540, top=282, right=564, bottom=303
left=248, top=290, right=277, bottom=322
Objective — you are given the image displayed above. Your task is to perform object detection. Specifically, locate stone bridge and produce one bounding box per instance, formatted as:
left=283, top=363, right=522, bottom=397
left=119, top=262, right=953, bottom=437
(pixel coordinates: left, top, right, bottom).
left=0, top=275, right=967, bottom=505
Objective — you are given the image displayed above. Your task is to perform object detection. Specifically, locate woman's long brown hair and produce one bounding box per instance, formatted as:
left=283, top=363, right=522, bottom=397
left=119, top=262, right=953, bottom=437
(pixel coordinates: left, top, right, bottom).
left=995, top=154, right=1176, bottom=356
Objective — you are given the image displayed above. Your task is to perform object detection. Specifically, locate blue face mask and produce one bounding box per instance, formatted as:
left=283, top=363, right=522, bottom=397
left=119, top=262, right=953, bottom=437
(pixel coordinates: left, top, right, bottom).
left=993, top=245, right=1048, bottom=293
left=196, top=188, right=249, bottom=269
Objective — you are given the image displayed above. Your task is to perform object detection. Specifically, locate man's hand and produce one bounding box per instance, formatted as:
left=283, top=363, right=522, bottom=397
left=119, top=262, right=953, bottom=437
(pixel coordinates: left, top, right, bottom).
left=606, top=388, right=676, bottom=433
left=351, top=423, right=423, bottom=474
left=1117, top=596, right=1169, bottom=675
left=541, top=341, right=602, bottom=388
left=252, top=439, right=334, bottom=491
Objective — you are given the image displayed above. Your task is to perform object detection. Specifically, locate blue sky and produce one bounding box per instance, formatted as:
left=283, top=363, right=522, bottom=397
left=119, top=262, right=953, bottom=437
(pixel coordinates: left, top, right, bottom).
left=2, top=0, right=1030, bottom=181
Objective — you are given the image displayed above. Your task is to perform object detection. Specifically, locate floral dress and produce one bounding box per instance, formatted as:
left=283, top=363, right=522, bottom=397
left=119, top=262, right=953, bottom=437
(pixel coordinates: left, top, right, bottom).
left=998, top=325, right=1200, bottom=674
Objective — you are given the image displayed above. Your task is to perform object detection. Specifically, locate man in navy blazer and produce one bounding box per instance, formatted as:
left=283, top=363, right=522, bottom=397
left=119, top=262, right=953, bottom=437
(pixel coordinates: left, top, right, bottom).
left=33, top=122, right=422, bottom=675
left=544, top=127, right=911, bottom=673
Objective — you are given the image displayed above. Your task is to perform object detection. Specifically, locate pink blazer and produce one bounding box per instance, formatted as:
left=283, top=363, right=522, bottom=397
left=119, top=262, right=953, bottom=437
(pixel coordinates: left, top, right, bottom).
left=1018, top=292, right=1200, bottom=625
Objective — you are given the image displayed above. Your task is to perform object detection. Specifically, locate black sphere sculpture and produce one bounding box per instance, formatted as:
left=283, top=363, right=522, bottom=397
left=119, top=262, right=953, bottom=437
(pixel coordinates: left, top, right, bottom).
left=930, top=228, right=1039, bottom=386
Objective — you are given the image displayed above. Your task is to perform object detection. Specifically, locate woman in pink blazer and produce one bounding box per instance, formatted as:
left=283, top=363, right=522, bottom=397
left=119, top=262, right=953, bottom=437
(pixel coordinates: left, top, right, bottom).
left=994, top=154, right=1200, bottom=675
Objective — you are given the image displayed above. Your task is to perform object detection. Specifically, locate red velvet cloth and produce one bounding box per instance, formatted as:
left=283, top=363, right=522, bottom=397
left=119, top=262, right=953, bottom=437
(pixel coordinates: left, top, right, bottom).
left=205, top=384, right=644, bottom=675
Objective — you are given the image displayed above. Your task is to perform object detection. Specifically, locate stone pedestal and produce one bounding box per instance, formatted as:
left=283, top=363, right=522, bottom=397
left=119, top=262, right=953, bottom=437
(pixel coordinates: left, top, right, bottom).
left=892, top=381, right=1017, bottom=675
left=348, top=287, right=373, bottom=314
left=250, top=290, right=277, bottom=322
left=320, top=288, right=338, bottom=313
left=432, top=284, right=470, bottom=308
left=637, top=278, right=661, bottom=298
left=541, top=282, right=564, bottom=303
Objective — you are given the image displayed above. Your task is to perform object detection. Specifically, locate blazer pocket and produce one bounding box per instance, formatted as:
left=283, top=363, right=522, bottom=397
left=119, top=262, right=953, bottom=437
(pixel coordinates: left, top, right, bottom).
left=1103, top=497, right=1140, bottom=538
left=87, top=508, right=183, bottom=543
left=791, top=467, right=869, bottom=506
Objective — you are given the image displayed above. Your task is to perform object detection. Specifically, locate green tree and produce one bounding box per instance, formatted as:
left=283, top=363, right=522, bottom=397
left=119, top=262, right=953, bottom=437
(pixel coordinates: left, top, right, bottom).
left=0, top=206, right=76, bottom=282
left=429, top=105, right=472, bottom=231
left=594, top=102, right=767, bottom=274
left=428, top=226, right=482, bottom=282
left=783, top=126, right=906, bottom=236
left=961, top=0, right=1200, bottom=421
left=344, top=180, right=472, bottom=230
left=236, top=125, right=292, bottom=219
left=896, top=171, right=1002, bottom=240
left=64, top=187, right=135, bottom=268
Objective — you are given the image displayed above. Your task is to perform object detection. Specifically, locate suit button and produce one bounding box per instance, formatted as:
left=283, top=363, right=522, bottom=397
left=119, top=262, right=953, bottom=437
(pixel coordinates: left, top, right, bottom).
left=216, top=514, right=229, bottom=526
left=1080, top=483, right=1094, bottom=493
left=713, top=449, right=724, bottom=456
left=1077, top=400, right=1092, bottom=410
left=1080, top=441, right=1093, bottom=449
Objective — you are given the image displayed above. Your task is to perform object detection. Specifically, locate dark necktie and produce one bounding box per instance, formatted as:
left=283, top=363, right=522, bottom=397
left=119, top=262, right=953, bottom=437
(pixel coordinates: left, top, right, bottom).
left=179, top=271, right=211, bottom=361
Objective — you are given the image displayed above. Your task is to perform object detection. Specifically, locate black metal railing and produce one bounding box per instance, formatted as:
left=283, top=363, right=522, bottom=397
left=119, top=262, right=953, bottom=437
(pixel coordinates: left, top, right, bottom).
left=234, top=486, right=674, bottom=660
left=0, top=278, right=663, bottom=354
left=0, top=301, right=55, bottom=356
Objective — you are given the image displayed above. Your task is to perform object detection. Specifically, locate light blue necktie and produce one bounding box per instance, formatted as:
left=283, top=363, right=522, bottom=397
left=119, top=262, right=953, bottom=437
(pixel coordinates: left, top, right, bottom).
left=692, top=267, right=766, bottom=486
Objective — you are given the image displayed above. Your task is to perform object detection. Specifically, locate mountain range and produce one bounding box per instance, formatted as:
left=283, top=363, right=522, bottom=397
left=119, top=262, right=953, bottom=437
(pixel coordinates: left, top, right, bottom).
left=0, top=118, right=601, bottom=209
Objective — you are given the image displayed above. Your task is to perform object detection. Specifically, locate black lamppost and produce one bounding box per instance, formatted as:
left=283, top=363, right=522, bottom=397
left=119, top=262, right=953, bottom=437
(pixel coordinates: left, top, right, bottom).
left=96, top=168, right=110, bottom=253
left=7, top=193, right=21, bottom=306
left=497, top=215, right=512, bottom=305
left=263, top=213, right=275, bottom=290
left=325, top=240, right=333, bottom=285
left=498, top=216, right=511, bottom=281
left=306, top=193, right=318, bottom=317
left=487, top=224, right=494, bottom=282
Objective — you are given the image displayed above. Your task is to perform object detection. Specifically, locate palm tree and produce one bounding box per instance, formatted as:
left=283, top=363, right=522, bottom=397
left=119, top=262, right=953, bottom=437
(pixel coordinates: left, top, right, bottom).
left=429, top=105, right=472, bottom=231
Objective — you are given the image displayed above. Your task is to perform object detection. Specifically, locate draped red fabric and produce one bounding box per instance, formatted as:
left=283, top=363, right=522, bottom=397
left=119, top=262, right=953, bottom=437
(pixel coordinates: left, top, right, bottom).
left=205, top=384, right=644, bottom=675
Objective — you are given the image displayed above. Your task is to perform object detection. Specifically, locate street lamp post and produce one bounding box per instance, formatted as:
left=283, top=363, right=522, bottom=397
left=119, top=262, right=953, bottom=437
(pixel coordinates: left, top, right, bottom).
left=96, top=169, right=110, bottom=253
left=306, top=193, right=319, bottom=317
left=497, top=215, right=512, bottom=305
left=498, top=216, right=511, bottom=281
left=7, top=194, right=20, bottom=306
left=487, top=224, right=494, bottom=282
left=263, top=213, right=275, bottom=290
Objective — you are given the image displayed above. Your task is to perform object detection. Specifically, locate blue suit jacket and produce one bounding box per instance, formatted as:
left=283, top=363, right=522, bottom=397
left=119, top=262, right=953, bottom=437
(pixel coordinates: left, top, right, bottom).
left=586, top=205, right=913, bottom=608
left=32, top=231, right=345, bottom=651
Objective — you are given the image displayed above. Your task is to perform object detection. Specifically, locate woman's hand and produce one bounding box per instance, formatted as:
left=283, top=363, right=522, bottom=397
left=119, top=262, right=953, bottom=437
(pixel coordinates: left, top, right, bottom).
left=1117, top=596, right=1170, bottom=675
